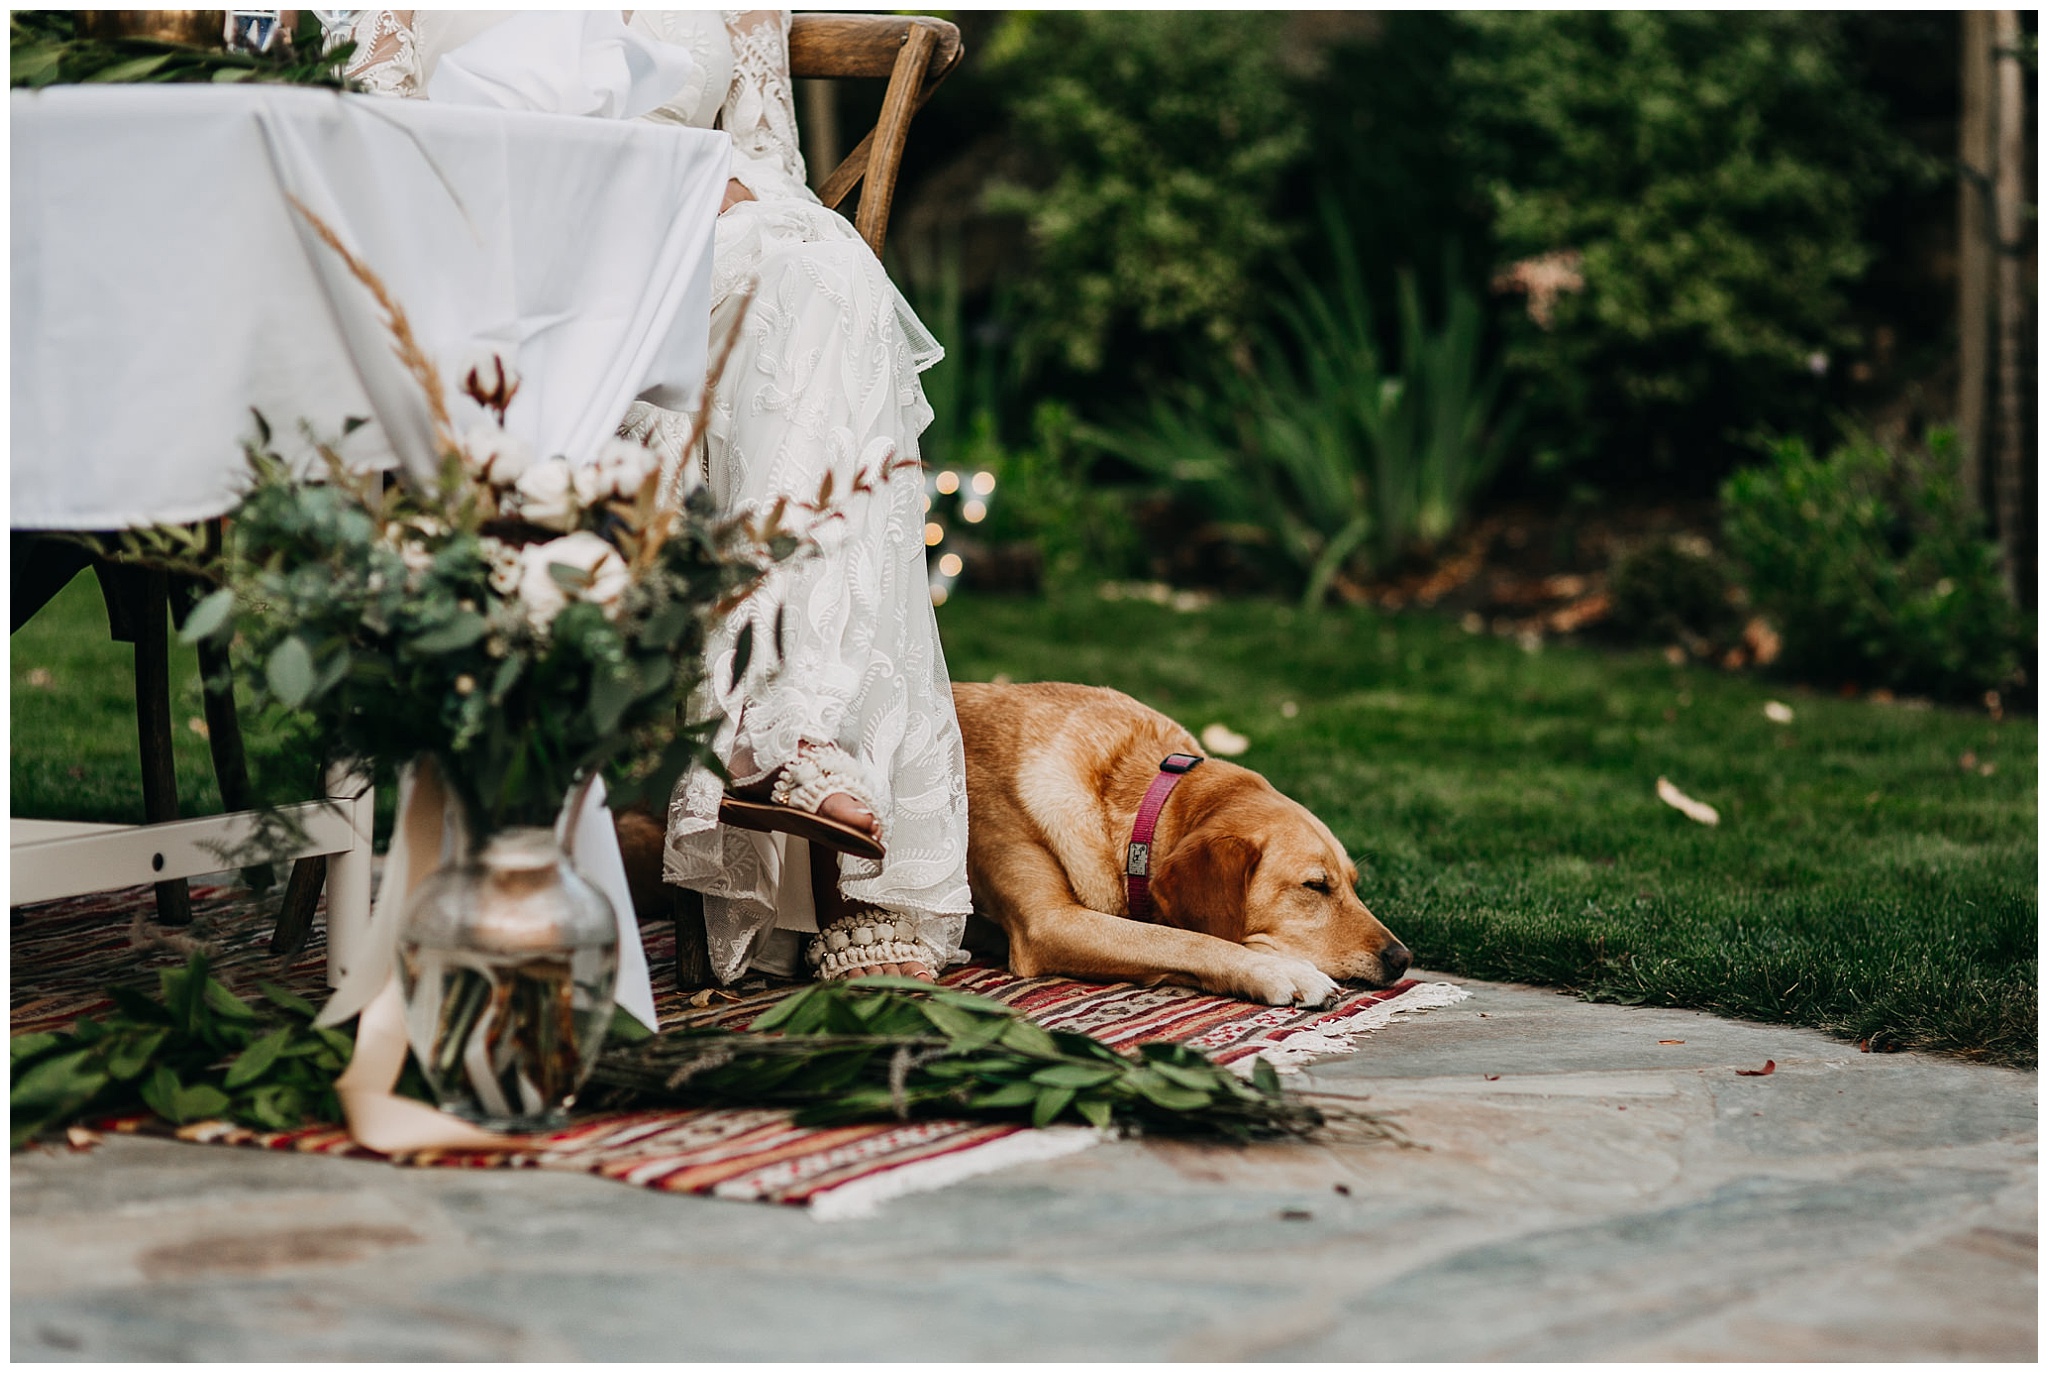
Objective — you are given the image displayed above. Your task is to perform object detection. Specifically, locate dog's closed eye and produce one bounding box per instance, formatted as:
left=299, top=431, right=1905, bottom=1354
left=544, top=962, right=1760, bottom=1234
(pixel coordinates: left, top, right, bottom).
left=1303, top=876, right=1333, bottom=894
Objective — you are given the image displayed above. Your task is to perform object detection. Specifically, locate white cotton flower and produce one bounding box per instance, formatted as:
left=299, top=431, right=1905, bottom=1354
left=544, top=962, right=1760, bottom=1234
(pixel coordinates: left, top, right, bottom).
left=479, top=537, right=522, bottom=597
left=516, top=531, right=631, bottom=632
left=573, top=439, right=662, bottom=505
left=512, top=457, right=580, bottom=531
left=456, top=345, right=521, bottom=413
left=462, top=423, right=533, bottom=487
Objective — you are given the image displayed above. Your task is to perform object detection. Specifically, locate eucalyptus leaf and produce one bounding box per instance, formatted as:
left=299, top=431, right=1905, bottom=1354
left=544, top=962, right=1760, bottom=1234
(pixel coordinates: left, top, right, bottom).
left=1029, top=1063, right=1122, bottom=1090
left=1076, top=1096, right=1115, bottom=1131
left=11, top=1050, right=103, bottom=1108
left=257, top=982, right=318, bottom=1019
left=203, top=980, right=259, bottom=1021
left=81, top=53, right=172, bottom=83
left=265, top=636, right=316, bottom=708
left=589, top=668, right=636, bottom=736
left=408, top=612, right=488, bottom=655
left=178, top=587, right=236, bottom=644
left=138, top=1064, right=183, bottom=1121
left=1031, top=1085, right=1076, bottom=1127
left=104, top=1028, right=169, bottom=1082
left=224, top=1026, right=294, bottom=1089
left=10, top=1033, right=60, bottom=1065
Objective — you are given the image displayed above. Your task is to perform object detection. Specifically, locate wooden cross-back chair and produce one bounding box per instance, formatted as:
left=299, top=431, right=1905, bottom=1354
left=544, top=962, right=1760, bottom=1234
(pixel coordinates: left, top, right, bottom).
left=788, top=12, right=962, bottom=259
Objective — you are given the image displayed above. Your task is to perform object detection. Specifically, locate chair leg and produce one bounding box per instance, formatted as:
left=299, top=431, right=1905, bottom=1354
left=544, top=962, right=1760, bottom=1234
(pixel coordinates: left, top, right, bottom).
left=672, top=886, right=711, bottom=989
left=191, top=631, right=279, bottom=893
left=126, top=568, right=192, bottom=927
left=270, top=855, right=328, bottom=961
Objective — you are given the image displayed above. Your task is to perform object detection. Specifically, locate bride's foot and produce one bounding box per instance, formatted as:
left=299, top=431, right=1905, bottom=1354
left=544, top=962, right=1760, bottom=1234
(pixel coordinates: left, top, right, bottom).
left=733, top=773, right=879, bottom=842
left=727, top=741, right=885, bottom=853
left=807, top=912, right=935, bottom=983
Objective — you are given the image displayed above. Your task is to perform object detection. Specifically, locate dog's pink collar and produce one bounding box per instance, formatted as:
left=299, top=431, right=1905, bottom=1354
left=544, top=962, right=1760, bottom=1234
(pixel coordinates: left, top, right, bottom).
left=1126, top=753, right=1204, bottom=920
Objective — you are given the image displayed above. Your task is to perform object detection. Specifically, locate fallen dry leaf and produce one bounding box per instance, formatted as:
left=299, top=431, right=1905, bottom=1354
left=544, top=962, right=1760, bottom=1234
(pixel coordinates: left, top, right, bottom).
left=1546, top=592, right=1611, bottom=634
left=66, top=1126, right=102, bottom=1152
left=1735, top=1060, right=1776, bottom=1077
left=1763, top=701, right=1794, bottom=724
left=1656, top=776, right=1720, bottom=826
left=1742, top=617, right=1782, bottom=666
left=1199, top=723, right=1249, bottom=757
left=1483, top=1074, right=1501, bottom=1081
left=1658, top=1039, right=1685, bottom=1045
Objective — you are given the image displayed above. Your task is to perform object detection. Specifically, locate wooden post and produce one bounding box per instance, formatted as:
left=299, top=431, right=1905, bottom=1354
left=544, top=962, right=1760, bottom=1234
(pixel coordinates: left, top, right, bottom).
left=799, top=79, right=840, bottom=193
left=1992, top=10, right=2031, bottom=603
left=1958, top=12, right=1996, bottom=509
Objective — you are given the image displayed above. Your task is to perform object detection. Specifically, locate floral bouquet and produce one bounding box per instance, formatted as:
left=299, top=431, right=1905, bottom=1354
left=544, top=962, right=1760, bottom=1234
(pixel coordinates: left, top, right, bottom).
left=130, top=210, right=845, bottom=842
left=180, top=363, right=776, bottom=838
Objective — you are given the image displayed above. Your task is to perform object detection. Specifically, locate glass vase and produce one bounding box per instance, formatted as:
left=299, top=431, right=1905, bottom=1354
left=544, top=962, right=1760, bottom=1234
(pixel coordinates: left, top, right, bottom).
left=394, top=827, right=619, bottom=1132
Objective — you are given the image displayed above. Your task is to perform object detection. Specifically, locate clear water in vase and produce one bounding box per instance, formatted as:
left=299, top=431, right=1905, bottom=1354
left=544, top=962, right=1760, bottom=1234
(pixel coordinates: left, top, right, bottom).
left=394, top=826, right=619, bottom=1132
left=397, top=942, right=617, bottom=1131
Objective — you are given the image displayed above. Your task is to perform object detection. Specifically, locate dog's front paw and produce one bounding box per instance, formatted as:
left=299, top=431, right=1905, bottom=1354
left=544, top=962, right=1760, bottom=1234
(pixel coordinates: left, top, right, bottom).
left=1236, top=954, right=1339, bottom=1008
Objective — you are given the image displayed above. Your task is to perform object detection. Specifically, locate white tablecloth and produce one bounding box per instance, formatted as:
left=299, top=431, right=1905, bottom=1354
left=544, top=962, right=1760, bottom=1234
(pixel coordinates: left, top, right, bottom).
left=11, top=84, right=729, bottom=529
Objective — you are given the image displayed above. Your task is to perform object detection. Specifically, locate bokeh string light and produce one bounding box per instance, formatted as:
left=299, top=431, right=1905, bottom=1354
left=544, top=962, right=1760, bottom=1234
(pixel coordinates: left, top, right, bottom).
left=922, top=468, right=997, bottom=606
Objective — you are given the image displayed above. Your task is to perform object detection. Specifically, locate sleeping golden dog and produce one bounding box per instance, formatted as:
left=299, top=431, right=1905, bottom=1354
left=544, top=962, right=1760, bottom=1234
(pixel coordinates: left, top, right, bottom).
left=952, top=681, right=1411, bottom=1006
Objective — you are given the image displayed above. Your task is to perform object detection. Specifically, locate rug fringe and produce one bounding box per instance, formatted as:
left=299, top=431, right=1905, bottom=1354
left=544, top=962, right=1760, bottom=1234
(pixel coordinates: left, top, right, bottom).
left=1236, top=980, right=1473, bottom=1076
left=803, top=1126, right=1107, bottom=1223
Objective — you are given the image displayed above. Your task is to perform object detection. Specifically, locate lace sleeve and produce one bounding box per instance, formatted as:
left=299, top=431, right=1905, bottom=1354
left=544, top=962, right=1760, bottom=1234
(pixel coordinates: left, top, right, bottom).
left=720, top=10, right=816, bottom=204
left=343, top=9, right=422, bottom=96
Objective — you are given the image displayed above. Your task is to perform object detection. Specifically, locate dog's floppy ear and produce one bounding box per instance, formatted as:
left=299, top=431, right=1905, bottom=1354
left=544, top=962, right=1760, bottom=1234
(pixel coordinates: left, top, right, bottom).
left=1150, top=830, right=1257, bottom=940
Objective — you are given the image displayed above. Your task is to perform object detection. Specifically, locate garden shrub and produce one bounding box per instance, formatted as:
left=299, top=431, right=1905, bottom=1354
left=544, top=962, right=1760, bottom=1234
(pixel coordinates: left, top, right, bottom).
left=1720, top=430, right=2029, bottom=699
left=1450, top=11, right=1935, bottom=481
left=907, top=242, right=1141, bottom=591
left=1608, top=535, right=1745, bottom=651
left=974, top=402, right=1144, bottom=591
left=978, top=11, right=1305, bottom=374
left=1093, top=222, right=1515, bottom=609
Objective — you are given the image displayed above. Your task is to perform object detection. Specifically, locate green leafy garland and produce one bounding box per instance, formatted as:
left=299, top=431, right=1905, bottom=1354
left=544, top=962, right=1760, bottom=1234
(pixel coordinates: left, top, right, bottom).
left=590, top=977, right=1393, bottom=1143
left=12, top=964, right=1390, bottom=1149
left=10, top=954, right=349, bottom=1150
left=10, top=11, right=360, bottom=91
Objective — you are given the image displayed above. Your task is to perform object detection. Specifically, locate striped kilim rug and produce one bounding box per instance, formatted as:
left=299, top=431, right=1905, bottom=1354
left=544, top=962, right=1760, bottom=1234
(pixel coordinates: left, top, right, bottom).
left=11, top=879, right=1468, bottom=1218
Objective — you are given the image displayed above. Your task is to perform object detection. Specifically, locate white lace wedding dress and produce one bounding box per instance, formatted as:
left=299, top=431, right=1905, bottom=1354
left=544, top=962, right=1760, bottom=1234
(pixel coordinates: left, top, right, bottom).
left=346, top=10, right=972, bottom=982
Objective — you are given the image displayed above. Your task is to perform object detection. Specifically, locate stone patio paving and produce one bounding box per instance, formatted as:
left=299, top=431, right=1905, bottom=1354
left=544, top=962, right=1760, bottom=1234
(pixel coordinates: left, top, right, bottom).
left=13, top=972, right=2036, bottom=1360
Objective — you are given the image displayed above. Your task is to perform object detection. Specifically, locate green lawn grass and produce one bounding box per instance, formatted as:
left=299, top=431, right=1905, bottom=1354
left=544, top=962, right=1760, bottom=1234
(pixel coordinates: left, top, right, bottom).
left=937, top=592, right=2037, bottom=1067
left=11, top=570, right=324, bottom=826
left=13, top=575, right=2037, bottom=1064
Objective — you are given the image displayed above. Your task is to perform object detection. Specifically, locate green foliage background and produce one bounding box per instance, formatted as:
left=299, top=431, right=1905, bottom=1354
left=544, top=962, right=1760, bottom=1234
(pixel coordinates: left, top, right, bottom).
left=978, top=11, right=1304, bottom=375
left=959, top=10, right=1943, bottom=492
left=1450, top=11, right=1934, bottom=477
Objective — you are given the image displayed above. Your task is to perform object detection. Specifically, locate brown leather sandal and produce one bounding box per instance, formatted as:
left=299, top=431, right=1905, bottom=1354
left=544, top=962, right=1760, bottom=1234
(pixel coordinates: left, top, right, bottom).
left=717, top=742, right=886, bottom=862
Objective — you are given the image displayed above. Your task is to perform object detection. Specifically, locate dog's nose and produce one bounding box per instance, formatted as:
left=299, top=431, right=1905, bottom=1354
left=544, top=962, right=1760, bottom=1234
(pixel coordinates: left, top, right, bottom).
left=1379, top=942, right=1412, bottom=979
